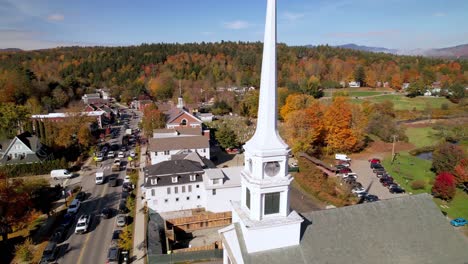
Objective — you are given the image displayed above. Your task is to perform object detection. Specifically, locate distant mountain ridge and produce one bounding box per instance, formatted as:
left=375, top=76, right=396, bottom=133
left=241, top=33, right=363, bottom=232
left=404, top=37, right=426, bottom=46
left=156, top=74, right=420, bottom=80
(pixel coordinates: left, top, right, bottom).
left=336, top=44, right=398, bottom=54
left=326, top=43, right=468, bottom=59
left=0, top=48, right=23, bottom=52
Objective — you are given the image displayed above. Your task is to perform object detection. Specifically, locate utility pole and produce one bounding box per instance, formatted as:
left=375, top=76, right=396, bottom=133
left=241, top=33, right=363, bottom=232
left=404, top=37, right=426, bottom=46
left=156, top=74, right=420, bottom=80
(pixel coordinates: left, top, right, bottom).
left=391, top=135, right=398, bottom=164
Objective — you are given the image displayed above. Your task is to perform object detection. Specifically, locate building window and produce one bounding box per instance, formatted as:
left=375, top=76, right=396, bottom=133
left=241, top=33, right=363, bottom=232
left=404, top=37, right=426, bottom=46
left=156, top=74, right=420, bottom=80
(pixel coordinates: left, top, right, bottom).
left=264, top=192, right=280, bottom=215
left=182, top=186, right=186, bottom=193
left=164, top=199, right=168, bottom=203
left=212, top=189, right=216, bottom=195
left=246, top=188, right=251, bottom=209
left=202, top=149, right=206, bottom=153
left=197, top=195, right=201, bottom=199
left=172, top=176, right=178, bottom=183
left=196, top=184, right=200, bottom=188
left=151, top=178, right=157, bottom=185
left=155, top=152, right=157, bottom=156
left=190, top=175, right=196, bottom=181
left=186, top=196, right=190, bottom=200
left=175, top=198, right=179, bottom=202
left=188, top=185, right=192, bottom=192
left=151, top=189, right=155, bottom=197
left=164, top=150, right=170, bottom=155
left=181, top=119, right=187, bottom=126
left=175, top=187, right=178, bottom=194
left=167, top=187, right=171, bottom=195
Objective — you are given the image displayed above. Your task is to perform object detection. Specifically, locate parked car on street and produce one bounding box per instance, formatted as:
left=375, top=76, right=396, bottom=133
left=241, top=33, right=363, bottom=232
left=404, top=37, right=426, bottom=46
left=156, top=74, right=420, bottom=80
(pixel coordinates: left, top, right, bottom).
left=101, top=207, right=113, bottom=219
left=107, top=151, right=116, bottom=158
left=96, top=152, right=104, bottom=162
left=40, top=242, right=58, bottom=264
left=389, top=185, right=405, bottom=193
left=123, top=175, right=131, bottom=184
left=129, top=150, right=136, bottom=157
left=450, top=218, right=467, bottom=227
left=116, top=215, right=127, bottom=227
left=61, top=213, right=75, bottom=228
left=111, top=230, right=122, bottom=246
left=352, top=186, right=366, bottom=194
left=67, top=199, right=81, bottom=214
left=107, top=247, right=120, bottom=264
left=118, top=151, right=125, bottom=158
left=362, top=194, right=379, bottom=203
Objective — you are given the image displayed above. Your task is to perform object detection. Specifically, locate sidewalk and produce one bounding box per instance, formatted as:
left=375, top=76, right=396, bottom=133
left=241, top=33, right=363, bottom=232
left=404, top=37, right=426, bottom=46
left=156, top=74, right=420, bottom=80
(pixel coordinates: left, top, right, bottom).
left=133, top=143, right=147, bottom=263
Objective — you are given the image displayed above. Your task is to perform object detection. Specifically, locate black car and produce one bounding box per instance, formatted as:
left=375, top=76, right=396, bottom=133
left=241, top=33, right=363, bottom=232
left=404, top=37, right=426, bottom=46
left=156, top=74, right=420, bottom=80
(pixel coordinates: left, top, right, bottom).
left=389, top=185, right=406, bottom=193
left=371, top=162, right=384, bottom=169
left=363, top=194, right=379, bottom=203
left=50, top=226, right=67, bottom=243
left=107, top=247, right=120, bottom=264
left=119, top=200, right=129, bottom=213
left=109, top=176, right=118, bottom=187
left=111, top=229, right=122, bottom=246
left=121, top=192, right=129, bottom=200
left=61, top=213, right=75, bottom=228
left=75, top=191, right=86, bottom=201
left=40, top=242, right=58, bottom=264
left=122, top=182, right=133, bottom=192
left=101, top=207, right=113, bottom=219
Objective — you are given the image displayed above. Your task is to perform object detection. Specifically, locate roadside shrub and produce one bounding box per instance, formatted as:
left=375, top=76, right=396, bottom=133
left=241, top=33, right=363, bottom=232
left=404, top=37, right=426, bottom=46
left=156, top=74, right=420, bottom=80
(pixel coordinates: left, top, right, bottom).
left=15, top=238, right=33, bottom=262
left=432, top=142, right=466, bottom=176
left=410, top=180, right=426, bottom=190
left=432, top=172, right=456, bottom=200
left=0, top=158, right=68, bottom=178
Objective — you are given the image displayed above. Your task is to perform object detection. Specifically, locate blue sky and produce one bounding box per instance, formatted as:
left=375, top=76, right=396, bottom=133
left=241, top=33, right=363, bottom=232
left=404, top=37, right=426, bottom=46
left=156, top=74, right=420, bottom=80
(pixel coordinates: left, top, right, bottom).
left=0, top=0, right=467, bottom=50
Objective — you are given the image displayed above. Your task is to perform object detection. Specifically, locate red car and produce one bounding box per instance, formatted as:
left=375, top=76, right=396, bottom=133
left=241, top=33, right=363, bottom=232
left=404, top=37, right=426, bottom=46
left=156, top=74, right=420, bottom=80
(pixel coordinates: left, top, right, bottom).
left=338, top=168, right=352, bottom=174
left=369, top=158, right=381, bottom=164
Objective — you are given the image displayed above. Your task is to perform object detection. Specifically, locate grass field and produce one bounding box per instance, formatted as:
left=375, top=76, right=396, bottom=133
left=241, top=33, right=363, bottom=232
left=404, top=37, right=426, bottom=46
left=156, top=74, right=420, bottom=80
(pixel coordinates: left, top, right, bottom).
left=382, top=152, right=435, bottom=194
left=324, top=90, right=387, bottom=97
left=405, top=127, right=441, bottom=148
left=434, top=190, right=468, bottom=220
left=352, top=94, right=455, bottom=111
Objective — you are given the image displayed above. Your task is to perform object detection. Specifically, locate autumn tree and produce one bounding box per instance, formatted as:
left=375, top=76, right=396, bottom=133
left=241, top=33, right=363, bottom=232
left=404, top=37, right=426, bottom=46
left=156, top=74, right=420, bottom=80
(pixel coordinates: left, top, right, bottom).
left=77, top=123, right=93, bottom=148
left=141, top=104, right=166, bottom=137
left=239, top=90, right=259, bottom=118
left=0, top=103, right=30, bottom=139
left=0, top=173, right=32, bottom=241
left=280, top=93, right=315, bottom=120
left=283, top=101, right=324, bottom=154
left=118, top=226, right=133, bottom=251
left=406, top=79, right=425, bottom=97
left=301, top=76, right=323, bottom=98
left=323, top=97, right=357, bottom=153
left=432, top=172, right=456, bottom=200
left=454, top=159, right=468, bottom=185
left=432, top=142, right=466, bottom=175
left=148, top=73, right=175, bottom=100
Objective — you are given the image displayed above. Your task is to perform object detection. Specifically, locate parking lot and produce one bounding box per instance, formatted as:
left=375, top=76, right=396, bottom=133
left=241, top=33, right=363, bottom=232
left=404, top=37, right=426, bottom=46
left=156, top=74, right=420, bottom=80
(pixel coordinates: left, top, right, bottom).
left=350, top=158, right=407, bottom=200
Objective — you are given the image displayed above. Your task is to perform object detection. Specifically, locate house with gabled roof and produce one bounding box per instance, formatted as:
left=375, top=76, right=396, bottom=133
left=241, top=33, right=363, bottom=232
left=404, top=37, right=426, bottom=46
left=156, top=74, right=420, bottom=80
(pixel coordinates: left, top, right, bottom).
left=0, top=132, right=51, bottom=166
left=164, top=96, right=202, bottom=129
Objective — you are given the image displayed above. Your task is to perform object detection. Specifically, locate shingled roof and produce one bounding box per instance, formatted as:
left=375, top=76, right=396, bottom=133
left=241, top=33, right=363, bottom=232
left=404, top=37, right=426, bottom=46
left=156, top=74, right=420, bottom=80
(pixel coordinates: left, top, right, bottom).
left=148, top=135, right=209, bottom=152
left=222, top=194, right=468, bottom=264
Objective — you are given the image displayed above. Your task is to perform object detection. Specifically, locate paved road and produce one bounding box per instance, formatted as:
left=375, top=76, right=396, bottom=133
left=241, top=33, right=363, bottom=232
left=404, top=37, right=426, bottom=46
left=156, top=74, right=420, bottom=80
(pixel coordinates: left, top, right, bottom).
left=57, top=108, right=141, bottom=264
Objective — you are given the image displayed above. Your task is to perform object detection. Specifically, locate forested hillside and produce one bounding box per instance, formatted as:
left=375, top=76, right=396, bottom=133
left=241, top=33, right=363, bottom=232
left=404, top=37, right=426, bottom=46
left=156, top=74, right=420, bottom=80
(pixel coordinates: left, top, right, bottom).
left=0, top=42, right=466, bottom=110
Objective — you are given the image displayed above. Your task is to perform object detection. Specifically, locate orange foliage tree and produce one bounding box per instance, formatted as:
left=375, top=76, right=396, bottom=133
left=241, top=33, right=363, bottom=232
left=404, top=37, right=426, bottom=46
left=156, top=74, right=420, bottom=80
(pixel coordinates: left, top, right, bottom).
left=323, top=97, right=357, bottom=153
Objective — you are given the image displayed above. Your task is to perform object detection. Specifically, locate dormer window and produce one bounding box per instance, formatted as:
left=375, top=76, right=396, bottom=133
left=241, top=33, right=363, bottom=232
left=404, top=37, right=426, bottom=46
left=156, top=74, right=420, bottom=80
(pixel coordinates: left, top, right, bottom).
left=212, top=179, right=220, bottom=185
left=190, top=175, right=197, bottom=181
left=180, top=119, right=187, bottom=126
left=172, top=176, right=178, bottom=183
left=151, top=178, right=158, bottom=185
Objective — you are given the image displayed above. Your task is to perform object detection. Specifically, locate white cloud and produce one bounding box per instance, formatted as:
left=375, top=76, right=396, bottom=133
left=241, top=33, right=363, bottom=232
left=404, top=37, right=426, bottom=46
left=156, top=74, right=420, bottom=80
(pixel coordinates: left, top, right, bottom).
left=223, top=20, right=249, bottom=30
left=47, top=13, right=64, bottom=21
left=282, top=12, right=304, bottom=21
left=433, top=12, right=446, bottom=17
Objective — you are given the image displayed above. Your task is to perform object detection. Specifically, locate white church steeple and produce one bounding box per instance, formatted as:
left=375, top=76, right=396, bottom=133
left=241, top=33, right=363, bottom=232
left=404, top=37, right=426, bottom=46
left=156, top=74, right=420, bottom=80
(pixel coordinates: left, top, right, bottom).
left=220, top=0, right=303, bottom=257
left=177, top=80, right=184, bottom=109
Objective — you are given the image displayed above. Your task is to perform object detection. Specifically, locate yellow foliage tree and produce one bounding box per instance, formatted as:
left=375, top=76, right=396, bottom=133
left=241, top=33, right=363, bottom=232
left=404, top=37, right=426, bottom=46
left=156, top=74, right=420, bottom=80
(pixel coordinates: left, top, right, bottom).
left=323, top=97, right=357, bottom=153
left=280, top=93, right=315, bottom=120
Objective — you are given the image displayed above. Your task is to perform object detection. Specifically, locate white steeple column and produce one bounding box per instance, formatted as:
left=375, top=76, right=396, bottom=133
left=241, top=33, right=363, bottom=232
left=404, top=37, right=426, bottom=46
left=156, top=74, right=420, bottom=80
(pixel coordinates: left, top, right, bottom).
left=243, top=0, right=288, bottom=158
left=222, top=0, right=303, bottom=257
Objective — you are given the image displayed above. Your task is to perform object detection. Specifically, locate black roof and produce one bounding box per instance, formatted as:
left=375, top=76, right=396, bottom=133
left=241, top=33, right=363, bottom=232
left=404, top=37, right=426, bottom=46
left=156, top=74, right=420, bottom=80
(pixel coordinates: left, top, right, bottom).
left=144, top=160, right=204, bottom=188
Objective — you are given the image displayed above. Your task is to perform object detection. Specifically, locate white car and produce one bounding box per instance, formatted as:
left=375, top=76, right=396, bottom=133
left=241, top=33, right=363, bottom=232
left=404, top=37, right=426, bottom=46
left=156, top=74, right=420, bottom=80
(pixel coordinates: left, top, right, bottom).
left=67, top=199, right=81, bottom=214
left=343, top=173, right=358, bottom=179
left=129, top=151, right=136, bottom=158
left=116, top=214, right=127, bottom=227
left=107, top=151, right=115, bottom=158
left=352, top=186, right=366, bottom=194
left=123, top=175, right=131, bottom=184
left=75, top=214, right=91, bottom=234
left=118, top=151, right=125, bottom=158
left=95, top=152, right=104, bottom=162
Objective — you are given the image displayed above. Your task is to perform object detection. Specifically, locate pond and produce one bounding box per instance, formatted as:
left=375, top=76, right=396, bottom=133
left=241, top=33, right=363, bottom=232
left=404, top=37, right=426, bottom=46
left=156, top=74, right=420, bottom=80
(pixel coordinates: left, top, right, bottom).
left=416, top=151, right=433, bottom=161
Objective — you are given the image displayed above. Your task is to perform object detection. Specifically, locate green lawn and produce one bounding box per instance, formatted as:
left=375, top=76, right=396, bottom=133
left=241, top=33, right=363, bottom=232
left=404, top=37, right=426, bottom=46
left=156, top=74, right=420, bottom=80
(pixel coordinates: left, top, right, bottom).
left=405, top=127, right=441, bottom=148
left=434, top=190, right=468, bottom=220
left=352, top=94, right=455, bottom=111
left=382, top=152, right=435, bottom=194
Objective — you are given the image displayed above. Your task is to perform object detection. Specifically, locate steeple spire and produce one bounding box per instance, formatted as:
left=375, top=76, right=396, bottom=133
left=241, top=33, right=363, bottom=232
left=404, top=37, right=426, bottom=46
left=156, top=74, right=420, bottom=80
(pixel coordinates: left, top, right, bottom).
left=244, top=0, right=288, bottom=156
left=177, top=80, right=184, bottom=109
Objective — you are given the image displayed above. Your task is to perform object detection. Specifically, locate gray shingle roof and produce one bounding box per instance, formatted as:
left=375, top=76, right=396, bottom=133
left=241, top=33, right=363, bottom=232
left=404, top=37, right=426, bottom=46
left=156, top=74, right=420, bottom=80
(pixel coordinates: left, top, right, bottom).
left=231, top=194, right=468, bottom=264
left=148, top=136, right=209, bottom=152
left=144, top=160, right=204, bottom=187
